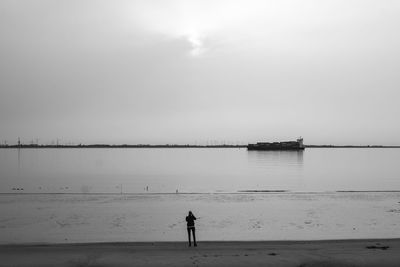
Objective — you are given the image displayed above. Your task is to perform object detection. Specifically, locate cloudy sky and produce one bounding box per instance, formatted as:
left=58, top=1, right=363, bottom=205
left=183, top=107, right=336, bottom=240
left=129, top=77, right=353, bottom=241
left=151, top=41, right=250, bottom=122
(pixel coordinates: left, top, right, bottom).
left=1, top=0, right=399, bottom=145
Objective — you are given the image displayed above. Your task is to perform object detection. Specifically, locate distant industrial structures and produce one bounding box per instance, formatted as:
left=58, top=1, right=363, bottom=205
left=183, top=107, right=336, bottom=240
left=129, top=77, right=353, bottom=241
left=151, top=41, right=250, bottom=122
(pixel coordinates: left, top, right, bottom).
left=0, top=143, right=247, bottom=148
left=0, top=138, right=246, bottom=148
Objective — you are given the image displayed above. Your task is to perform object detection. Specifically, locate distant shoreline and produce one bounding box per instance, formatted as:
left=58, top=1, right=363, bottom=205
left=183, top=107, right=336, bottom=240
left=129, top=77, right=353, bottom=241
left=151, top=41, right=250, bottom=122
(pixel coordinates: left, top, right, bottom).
left=305, top=145, right=400, bottom=148
left=0, top=144, right=399, bottom=149
left=2, top=190, right=400, bottom=195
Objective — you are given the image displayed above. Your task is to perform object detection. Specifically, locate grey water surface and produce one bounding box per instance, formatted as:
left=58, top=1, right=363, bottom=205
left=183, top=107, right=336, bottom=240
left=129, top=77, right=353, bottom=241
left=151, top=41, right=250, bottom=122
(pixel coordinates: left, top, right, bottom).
left=1, top=148, right=399, bottom=194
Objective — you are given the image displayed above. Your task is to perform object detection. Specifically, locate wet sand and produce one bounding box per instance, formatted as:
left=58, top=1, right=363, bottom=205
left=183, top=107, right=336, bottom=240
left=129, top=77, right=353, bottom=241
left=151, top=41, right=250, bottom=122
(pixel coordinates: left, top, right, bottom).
left=1, top=239, right=399, bottom=267
left=2, top=192, right=400, bottom=243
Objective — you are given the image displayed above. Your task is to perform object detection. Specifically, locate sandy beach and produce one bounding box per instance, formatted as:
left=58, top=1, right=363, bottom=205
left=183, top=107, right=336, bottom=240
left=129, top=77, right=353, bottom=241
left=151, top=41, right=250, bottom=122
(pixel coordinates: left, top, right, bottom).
left=2, top=192, right=400, bottom=244
left=1, top=239, right=399, bottom=267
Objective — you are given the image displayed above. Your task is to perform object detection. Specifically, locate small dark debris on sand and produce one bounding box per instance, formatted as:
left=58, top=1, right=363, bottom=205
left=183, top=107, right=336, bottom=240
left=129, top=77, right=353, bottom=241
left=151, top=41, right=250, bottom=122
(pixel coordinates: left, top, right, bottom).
left=268, top=252, right=278, bottom=256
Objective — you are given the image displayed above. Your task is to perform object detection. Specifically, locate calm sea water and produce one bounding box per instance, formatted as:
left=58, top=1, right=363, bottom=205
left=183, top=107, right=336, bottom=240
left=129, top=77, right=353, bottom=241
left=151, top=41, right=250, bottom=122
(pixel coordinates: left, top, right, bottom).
left=1, top=148, right=400, bottom=193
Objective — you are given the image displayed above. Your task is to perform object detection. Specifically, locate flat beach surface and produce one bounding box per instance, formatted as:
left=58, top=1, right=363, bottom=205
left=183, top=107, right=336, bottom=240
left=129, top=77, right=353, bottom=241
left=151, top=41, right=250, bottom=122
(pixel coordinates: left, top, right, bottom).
left=2, top=193, right=400, bottom=243
left=1, top=239, right=400, bottom=267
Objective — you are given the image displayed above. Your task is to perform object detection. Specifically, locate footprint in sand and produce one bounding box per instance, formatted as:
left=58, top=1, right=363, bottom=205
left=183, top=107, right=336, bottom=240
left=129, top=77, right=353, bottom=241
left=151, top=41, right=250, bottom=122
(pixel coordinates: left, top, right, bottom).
left=248, top=219, right=262, bottom=229
left=387, top=209, right=400, bottom=213
left=111, top=215, right=126, bottom=228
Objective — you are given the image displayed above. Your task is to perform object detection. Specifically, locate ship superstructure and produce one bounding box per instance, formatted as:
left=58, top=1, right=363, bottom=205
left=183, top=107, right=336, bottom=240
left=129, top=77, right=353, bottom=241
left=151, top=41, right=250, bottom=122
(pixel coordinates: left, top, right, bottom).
left=247, top=138, right=305, bottom=150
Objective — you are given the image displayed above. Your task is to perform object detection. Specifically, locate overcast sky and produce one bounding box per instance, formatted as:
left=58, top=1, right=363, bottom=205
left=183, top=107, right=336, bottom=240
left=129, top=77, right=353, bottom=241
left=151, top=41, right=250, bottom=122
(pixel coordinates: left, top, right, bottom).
left=1, top=0, right=399, bottom=145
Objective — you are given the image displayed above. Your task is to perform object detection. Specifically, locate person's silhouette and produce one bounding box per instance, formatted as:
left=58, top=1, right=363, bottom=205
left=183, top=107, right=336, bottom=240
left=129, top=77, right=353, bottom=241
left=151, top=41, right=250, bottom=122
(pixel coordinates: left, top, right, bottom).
left=186, top=211, right=197, bottom=247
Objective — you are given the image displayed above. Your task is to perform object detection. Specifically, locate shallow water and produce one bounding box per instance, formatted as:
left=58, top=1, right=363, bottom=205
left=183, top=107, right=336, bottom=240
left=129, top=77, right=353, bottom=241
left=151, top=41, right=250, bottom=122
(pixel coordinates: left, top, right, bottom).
left=1, top=148, right=400, bottom=193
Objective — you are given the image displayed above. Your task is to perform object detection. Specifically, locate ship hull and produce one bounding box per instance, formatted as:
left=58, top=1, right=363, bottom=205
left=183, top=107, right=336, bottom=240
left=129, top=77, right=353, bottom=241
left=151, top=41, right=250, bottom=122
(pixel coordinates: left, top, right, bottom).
left=247, top=145, right=305, bottom=151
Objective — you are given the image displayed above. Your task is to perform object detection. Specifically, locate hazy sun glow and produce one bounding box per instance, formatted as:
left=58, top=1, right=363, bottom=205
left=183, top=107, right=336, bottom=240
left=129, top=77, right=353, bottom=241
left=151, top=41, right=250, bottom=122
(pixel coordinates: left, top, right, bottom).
left=129, top=0, right=257, bottom=57
left=185, top=30, right=205, bottom=56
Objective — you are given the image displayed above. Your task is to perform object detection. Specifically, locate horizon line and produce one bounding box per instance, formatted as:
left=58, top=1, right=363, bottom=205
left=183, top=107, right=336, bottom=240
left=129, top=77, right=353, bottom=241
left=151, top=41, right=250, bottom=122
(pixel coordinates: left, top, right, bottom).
left=1, top=144, right=400, bottom=148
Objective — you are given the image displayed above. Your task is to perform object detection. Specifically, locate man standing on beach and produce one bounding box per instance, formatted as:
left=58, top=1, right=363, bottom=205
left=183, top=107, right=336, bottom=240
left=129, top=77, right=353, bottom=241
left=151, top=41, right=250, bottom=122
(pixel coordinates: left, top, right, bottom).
left=186, top=211, right=197, bottom=247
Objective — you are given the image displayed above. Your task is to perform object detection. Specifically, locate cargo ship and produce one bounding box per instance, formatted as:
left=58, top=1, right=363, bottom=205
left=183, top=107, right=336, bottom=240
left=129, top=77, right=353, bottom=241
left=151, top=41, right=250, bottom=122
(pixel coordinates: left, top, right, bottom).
left=247, top=138, right=305, bottom=150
